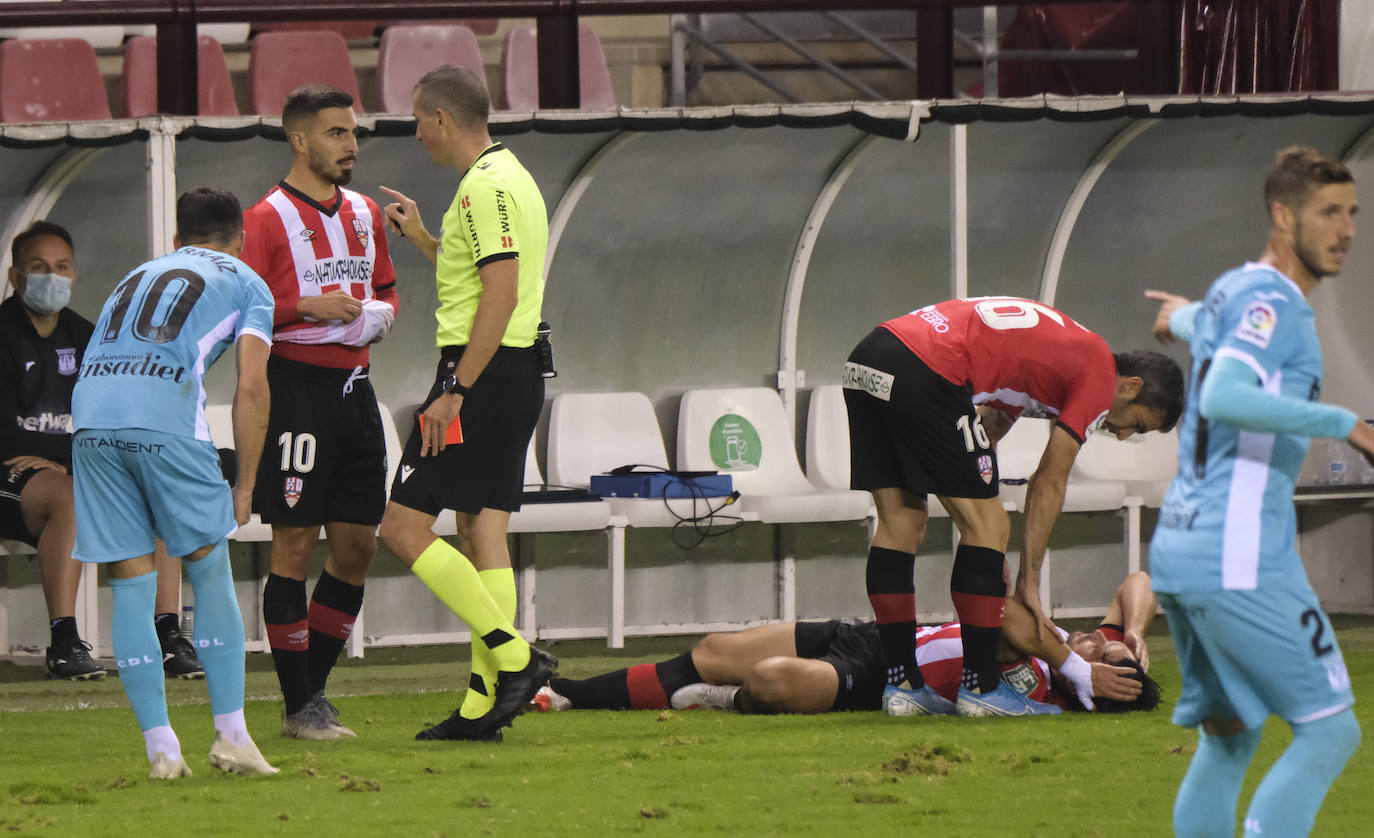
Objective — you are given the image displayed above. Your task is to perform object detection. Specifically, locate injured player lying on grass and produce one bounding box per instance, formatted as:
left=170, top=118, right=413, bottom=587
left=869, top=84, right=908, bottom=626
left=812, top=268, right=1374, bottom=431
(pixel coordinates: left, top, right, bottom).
left=535, top=572, right=1160, bottom=716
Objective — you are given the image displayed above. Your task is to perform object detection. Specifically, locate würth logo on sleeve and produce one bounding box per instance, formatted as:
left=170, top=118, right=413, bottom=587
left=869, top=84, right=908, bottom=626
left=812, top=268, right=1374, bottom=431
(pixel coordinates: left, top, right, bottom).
left=283, top=476, right=304, bottom=508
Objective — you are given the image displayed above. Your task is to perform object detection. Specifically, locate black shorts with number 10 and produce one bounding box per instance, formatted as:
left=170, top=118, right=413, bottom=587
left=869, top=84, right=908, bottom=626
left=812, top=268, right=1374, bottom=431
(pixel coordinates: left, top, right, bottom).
left=843, top=327, right=999, bottom=500
left=252, top=356, right=387, bottom=527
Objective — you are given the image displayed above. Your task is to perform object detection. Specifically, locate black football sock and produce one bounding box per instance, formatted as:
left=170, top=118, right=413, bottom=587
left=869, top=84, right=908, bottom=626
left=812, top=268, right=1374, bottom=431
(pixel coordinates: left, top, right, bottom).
left=263, top=573, right=312, bottom=715
left=154, top=612, right=179, bottom=647
left=49, top=616, right=78, bottom=648
left=866, top=546, right=922, bottom=687
left=549, top=652, right=703, bottom=711
left=950, top=544, right=1007, bottom=693
left=306, top=570, right=365, bottom=696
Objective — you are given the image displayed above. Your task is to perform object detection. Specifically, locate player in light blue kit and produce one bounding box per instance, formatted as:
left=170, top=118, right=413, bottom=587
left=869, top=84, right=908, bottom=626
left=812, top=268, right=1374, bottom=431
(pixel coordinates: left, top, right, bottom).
left=1146, top=146, right=1374, bottom=838
left=71, top=188, right=278, bottom=779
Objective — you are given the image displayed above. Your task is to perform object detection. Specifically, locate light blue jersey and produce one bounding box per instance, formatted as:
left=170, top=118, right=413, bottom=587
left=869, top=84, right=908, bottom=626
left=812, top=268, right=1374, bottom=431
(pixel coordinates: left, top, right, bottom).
left=73, top=246, right=273, bottom=440
left=1152, top=262, right=1332, bottom=593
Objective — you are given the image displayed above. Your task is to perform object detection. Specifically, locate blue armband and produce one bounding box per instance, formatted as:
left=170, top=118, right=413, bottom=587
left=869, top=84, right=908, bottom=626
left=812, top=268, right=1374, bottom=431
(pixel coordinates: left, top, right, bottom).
left=1199, top=356, right=1358, bottom=439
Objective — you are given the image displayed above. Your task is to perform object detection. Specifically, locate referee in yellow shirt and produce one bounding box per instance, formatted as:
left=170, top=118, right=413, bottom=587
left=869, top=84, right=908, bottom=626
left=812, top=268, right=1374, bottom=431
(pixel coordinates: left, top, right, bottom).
left=378, top=65, right=555, bottom=742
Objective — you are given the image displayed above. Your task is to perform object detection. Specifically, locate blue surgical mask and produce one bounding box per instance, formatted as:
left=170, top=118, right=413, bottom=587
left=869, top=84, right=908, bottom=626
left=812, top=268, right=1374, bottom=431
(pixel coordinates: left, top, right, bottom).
left=21, top=272, right=71, bottom=315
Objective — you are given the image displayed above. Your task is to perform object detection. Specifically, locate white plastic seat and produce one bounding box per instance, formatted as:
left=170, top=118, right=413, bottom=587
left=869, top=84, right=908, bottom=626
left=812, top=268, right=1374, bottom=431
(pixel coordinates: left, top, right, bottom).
left=678, top=387, right=871, bottom=524
left=1073, top=427, right=1179, bottom=508
left=549, top=391, right=701, bottom=647
left=1073, top=427, right=1180, bottom=573
left=204, top=403, right=272, bottom=542
left=805, top=384, right=946, bottom=518
left=996, top=419, right=1127, bottom=513
left=509, top=437, right=612, bottom=534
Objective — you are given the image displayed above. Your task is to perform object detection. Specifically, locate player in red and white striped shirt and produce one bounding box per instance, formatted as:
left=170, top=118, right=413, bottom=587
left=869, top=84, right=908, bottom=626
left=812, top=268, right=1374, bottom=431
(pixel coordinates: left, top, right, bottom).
left=238, top=84, right=399, bottom=741
left=533, top=573, right=1159, bottom=717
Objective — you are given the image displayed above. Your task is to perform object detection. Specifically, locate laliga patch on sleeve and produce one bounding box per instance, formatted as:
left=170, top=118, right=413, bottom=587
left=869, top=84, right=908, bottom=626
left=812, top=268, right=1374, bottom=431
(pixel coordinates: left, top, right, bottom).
left=1235, top=301, right=1277, bottom=349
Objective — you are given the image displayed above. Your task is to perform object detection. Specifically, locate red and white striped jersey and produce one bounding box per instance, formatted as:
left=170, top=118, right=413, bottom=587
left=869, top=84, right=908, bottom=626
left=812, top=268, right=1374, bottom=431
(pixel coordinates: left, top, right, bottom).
left=880, top=296, right=1117, bottom=443
left=914, top=621, right=1068, bottom=709
left=241, top=182, right=399, bottom=369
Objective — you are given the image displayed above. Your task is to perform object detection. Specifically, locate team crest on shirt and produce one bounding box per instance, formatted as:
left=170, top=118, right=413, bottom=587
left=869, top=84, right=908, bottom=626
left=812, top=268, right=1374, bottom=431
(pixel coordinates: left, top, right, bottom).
left=56, top=348, right=76, bottom=375
left=978, top=455, right=994, bottom=485
left=1236, top=301, right=1277, bottom=349
left=1001, top=661, right=1039, bottom=697
left=351, top=218, right=369, bottom=248
left=283, top=476, right=304, bottom=508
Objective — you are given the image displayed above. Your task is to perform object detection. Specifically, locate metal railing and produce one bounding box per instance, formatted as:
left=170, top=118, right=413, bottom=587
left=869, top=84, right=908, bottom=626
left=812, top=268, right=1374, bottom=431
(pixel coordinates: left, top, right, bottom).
left=0, top=1, right=1175, bottom=110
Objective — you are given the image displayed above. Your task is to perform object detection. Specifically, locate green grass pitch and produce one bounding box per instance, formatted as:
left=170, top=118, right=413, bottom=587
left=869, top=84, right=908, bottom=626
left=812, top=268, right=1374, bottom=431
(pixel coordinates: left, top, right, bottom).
left=3, top=618, right=1373, bottom=836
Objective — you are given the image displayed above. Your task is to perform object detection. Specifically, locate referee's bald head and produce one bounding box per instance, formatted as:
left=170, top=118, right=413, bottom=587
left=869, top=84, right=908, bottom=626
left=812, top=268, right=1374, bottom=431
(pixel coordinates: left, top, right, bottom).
left=413, top=66, right=489, bottom=133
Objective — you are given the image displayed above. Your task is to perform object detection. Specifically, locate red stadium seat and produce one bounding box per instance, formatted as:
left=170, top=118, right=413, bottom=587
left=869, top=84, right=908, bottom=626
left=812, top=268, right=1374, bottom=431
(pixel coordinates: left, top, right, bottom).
left=251, top=20, right=378, bottom=42
left=248, top=31, right=363, bottom=116
left=498, top=24, right=616, bottom=111
left=123, top=35, right=241, bottom=118
left=0, top=38, right=111, bottom=122
left=377, top=24, right=488, bottom=113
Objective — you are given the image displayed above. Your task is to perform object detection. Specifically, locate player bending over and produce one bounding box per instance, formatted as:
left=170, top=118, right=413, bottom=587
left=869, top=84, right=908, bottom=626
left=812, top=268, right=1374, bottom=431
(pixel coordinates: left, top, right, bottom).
left=71, top=189, right=277, bottom=779
left=536, top=572, right=1159, bottom=717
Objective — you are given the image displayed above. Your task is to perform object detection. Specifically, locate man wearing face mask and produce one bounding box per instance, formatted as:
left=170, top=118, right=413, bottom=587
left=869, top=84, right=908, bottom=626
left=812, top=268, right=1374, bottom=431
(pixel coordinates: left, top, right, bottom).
left=1, top=221, right=203, bottom=681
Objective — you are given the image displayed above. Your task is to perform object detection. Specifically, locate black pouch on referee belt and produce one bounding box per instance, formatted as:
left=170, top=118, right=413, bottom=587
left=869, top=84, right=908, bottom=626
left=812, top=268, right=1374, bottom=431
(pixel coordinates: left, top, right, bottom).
left=590, top=465, right=733, bottom=499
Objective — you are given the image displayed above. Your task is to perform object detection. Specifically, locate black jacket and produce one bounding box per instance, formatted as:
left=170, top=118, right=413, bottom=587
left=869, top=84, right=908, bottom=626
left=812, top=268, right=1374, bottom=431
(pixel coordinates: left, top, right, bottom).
left=0, top=294, right=93, bottom=467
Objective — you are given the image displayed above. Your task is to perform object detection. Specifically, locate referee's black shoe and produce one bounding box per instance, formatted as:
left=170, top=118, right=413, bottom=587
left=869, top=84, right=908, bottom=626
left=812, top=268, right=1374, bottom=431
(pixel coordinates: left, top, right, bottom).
left=484, top=647, right=559, bottom=732
left=415, top=710, right=503, bottom=742
left=162, top=631, right=205, bottom=680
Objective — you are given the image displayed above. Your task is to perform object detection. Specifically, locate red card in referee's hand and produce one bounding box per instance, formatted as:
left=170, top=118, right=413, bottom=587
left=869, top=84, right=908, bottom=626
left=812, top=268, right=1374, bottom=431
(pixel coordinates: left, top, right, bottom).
left=418, top=413, right=463, bottom=447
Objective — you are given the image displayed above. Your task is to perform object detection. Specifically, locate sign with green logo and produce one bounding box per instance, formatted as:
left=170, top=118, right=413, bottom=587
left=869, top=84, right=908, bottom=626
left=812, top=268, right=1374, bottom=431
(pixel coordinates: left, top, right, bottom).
left=709, top=413, right=761, bottom=470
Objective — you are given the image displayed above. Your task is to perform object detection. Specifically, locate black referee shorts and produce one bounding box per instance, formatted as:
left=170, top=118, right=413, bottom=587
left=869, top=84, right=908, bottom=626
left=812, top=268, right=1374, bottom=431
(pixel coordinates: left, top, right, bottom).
left=389, top=344, right=543, bottom=517
left=843, top=327, right=999, bottom=500
left=794, top=620, right=885, bottom=712
left=253, top=356, right=388, bottom=527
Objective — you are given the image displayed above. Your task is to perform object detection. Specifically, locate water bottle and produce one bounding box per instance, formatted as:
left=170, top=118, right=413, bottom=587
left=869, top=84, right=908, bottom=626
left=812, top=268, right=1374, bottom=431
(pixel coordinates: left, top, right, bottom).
left=1326, top=438, right=1350, bottom=485
left=180, top=604, right=194, bottom=637
left=534, top=321, right=557, bottom=379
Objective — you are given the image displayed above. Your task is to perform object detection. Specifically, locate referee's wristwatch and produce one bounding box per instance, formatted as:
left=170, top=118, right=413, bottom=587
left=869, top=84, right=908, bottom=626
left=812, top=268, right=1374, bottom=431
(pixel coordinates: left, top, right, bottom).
left=440, top=374, right=471, bottom=397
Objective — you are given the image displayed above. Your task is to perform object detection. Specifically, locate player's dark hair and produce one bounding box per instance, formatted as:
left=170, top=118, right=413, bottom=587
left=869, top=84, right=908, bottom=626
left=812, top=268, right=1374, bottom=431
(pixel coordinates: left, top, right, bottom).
left=1114, top=350, right=1185, bottom=433
left=413, top=65, right=489, bottom=131
left=11, top=220, right=73, bottom=269
left=177, top=188, right=242, bottom=247
left=1092, top=657, right=1162, bottom=714
left=1264, top=146, right=1353, bottom=213
left=282, top=83, right=355, bottom=129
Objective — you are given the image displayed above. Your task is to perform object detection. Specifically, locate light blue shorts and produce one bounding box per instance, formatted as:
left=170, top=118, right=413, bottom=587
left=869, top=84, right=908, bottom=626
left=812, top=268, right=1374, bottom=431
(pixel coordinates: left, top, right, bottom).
left=1159, top=585, right=1354, bottom=731
left=72, top=428, right=235, bottom=562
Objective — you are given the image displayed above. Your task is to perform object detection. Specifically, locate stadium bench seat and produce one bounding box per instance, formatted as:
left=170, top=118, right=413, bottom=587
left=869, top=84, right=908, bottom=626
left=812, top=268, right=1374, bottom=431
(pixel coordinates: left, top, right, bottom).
left=995, top=418, right=1128, bottom=514
left=203, top=404, right=272, bottom=543
left=804, top=384, right=948, bottom=518
left=497, top=24, right=616, bottom=111
left=248, top=30, right=363, bottom=116
left=548, top=391, right=713, bottom=647
left=123, top=35, right=240, bottom=118
left=377, top=24, right=489, bottom=114
left=1072, top=427, right=1179, bottom=573
left=678, top=387, right=871, bottom=525
left=509, top=436, right=613, bottom=535
left=0, top=38, right=111, bottom=122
